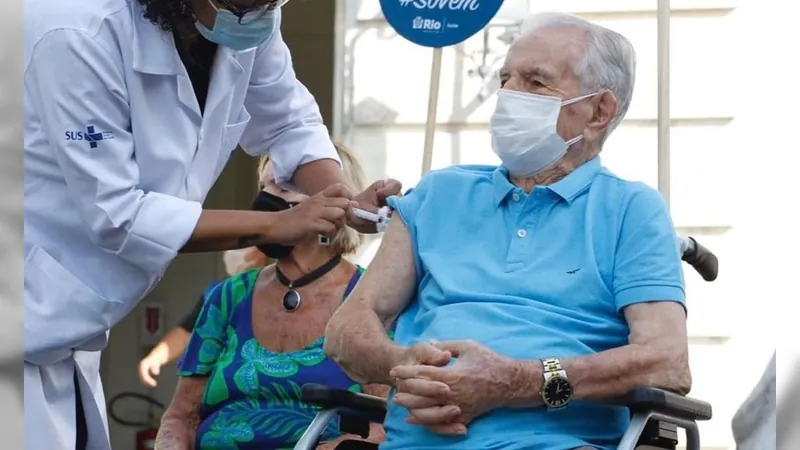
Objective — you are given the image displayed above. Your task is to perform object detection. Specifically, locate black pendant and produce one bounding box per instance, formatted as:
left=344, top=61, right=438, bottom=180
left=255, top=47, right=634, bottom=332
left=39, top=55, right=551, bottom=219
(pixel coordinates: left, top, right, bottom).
left=282, top=289, right=301, bottom=312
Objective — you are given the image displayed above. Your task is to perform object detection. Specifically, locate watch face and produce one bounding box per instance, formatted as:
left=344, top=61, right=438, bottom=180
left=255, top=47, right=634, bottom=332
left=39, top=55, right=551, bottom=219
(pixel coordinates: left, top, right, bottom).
left=543, top=376, right=573, bottom=408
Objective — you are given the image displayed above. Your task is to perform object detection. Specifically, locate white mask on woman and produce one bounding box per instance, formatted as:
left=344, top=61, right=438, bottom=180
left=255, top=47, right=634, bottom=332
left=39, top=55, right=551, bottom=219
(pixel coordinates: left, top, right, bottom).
left=490, top=89, right=597, bottom=178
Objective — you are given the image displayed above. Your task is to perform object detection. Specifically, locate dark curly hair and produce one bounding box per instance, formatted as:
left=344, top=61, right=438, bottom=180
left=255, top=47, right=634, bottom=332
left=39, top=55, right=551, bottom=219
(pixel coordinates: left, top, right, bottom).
left=136, top=0, right=198, bottom=41
left=136, top=0, right=284, bottom=56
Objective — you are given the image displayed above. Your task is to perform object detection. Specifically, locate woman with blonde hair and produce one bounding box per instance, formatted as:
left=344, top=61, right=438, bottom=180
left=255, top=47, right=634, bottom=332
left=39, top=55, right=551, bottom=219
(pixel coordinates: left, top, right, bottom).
left=253, top=141, right=367, bottom=259
left=157, top=142, right=386, bottom=449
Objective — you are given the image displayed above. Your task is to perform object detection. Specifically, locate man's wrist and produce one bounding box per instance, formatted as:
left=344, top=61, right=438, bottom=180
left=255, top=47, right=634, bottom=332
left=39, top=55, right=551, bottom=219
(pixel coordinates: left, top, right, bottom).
left=328, top=330, right=405, bottom=386
left=501, top=359, right=545, bottom=408
left=382, top=344, right=408, bottom=386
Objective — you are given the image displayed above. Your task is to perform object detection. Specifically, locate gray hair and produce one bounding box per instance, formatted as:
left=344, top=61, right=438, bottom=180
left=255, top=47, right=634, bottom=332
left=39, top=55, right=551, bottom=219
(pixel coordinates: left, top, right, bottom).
left=519, top=12, right=637, bottom=144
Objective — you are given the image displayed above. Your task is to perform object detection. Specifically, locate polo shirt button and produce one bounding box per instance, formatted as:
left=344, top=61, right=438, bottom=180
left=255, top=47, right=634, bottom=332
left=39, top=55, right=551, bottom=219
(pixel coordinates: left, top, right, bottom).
left=517, top=229, right=527, bottom=238
left=512, top=193, right=520, bottom=201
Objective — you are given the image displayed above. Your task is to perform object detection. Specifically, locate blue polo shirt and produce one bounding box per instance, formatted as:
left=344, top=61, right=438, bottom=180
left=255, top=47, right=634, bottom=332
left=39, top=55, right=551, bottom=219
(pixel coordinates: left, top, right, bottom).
left=382, top=157, right=685, bottom=450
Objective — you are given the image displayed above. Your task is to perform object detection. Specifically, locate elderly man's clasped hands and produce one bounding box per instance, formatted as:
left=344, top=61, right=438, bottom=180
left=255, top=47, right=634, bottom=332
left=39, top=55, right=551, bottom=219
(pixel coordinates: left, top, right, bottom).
left=390, top=340, right=525, bottom=436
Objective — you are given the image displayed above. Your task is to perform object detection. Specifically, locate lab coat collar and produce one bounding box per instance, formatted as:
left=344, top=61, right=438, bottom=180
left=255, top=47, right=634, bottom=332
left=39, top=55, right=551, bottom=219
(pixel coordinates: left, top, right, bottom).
left=130, top=1, right=252, bottom=77
left=130, top=0, right=245, bottom=118
left=130, top=1, right=181, bottom=75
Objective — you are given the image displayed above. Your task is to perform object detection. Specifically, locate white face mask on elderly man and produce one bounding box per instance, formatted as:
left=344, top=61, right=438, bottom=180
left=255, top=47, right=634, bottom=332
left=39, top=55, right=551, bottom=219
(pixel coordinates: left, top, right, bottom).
left=490, top=89, right=598, bottom=178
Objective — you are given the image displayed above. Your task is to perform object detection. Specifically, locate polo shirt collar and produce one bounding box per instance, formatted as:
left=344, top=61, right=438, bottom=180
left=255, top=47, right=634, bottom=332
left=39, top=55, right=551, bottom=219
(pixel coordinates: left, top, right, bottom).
left=548, top=156, right=602, bottom=203
left=493, top=157, right=602, bottom=206
left=492, top=167, right=516, bottom=206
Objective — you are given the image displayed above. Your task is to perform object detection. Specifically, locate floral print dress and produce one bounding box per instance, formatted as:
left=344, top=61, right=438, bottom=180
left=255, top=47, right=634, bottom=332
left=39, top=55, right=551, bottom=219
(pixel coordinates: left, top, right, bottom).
left=178, top=266, right=365, bottom=449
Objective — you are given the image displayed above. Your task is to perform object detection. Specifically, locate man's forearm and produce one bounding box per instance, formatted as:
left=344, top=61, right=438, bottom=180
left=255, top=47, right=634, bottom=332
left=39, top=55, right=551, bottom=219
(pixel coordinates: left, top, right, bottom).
left=324, top=309, right=404, bottom=386
left=181, top=210, right=278, bottom=253
left=291, top=159, right=347, bottom=196
left=504, top=343, right=691, bottom=408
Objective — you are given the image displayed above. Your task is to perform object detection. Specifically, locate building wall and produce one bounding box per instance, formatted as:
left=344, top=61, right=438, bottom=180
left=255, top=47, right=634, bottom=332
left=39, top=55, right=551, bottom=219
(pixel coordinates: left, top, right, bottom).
left=336, top=0, right=782, bottom=448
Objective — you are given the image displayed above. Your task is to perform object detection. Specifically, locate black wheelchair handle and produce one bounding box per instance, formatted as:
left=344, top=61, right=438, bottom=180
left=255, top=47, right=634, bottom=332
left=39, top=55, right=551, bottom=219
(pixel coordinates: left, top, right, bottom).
left=301, top=383, right=387, bottom=424
left=682, top=237, right=718, bottom=282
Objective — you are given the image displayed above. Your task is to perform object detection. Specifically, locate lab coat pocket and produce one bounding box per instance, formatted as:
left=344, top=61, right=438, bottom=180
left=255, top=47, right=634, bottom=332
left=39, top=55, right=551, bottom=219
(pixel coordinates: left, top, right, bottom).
left=220, top=109, right=252, bottom=152
left=24, top=246, right=122, bottom=365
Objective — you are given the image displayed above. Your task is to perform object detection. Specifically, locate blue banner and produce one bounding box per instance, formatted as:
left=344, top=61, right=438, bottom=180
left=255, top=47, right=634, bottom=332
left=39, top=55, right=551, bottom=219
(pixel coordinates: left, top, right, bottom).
left=380, top=0, right=504, bottom=48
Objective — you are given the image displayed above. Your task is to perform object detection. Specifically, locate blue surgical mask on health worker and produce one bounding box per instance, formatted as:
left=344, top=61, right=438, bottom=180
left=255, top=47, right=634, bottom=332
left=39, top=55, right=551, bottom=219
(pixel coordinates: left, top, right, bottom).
left=195, top=3, right=279, bottom=51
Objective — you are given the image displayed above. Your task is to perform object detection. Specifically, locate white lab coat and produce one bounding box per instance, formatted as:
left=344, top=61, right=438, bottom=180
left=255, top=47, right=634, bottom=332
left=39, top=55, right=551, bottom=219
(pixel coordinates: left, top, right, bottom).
left=23, top=0, right=339, bottom=447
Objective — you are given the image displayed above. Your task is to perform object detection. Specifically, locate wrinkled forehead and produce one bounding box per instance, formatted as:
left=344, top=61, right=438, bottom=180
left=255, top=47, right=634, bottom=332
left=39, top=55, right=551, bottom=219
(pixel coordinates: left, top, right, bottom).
left=505, top=26, right=587, bottom=85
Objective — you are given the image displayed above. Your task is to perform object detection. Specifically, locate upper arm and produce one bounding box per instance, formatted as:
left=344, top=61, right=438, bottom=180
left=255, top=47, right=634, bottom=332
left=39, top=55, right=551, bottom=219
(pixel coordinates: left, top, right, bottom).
left=340, top=218, right=416, bottom=328
left=624, top=302, right=687, bottom=349
left=623, top=301, right=690, bottom=393
left=332, top=177, right=431, bottom=329
left=238, top=11, right=339, bottom=186
left=346, top=176, right=438, bottom=325
left=178, top=282, right=229, bottom=375
left=613, top=187, right=685, bottom=312
left=26, top=29, right=201, bottom=271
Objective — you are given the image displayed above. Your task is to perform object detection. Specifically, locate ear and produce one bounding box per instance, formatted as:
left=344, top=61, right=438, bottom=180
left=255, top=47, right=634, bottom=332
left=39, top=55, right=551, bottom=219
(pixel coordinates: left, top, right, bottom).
left=583, top=90, right=619, bottom=143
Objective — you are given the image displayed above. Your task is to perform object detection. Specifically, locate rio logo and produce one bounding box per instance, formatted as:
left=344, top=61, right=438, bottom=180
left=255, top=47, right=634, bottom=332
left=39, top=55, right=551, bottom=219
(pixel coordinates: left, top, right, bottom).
left=412, top=16, right=442, bottom=30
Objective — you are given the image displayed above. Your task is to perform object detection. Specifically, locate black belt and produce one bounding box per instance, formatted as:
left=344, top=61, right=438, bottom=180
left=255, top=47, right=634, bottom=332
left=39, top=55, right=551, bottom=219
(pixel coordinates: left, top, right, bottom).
left=74, top=371, right=88, bottom=450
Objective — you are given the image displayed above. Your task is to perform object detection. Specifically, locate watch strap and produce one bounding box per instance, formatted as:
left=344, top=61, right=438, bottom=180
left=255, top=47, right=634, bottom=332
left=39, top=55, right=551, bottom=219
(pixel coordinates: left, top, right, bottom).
left=541, top=357, right=564, bottom=375
left=540, top=357, right=571, bottom=409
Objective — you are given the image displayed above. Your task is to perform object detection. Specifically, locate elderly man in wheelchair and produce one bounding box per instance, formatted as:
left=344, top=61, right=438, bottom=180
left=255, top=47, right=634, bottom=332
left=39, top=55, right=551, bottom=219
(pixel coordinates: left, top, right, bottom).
left=296, top=12, right=717, bottom=450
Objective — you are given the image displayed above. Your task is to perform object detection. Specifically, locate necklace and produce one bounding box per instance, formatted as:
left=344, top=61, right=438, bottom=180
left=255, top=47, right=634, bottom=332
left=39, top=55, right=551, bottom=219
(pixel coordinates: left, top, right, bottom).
left=274, top=254, right=342, bottom=312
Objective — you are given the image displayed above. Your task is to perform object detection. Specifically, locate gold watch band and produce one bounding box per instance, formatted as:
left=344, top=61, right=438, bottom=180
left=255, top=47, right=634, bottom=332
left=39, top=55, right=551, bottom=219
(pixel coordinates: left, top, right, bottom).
left=541, top=357, right=564, bottom=375
left=540, top=357, right=571, bottom=409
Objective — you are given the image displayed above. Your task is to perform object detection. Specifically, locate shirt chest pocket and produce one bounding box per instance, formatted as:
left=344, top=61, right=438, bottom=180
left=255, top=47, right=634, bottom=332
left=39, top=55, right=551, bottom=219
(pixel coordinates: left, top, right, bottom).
left=220, top=108, right=252, bottom=153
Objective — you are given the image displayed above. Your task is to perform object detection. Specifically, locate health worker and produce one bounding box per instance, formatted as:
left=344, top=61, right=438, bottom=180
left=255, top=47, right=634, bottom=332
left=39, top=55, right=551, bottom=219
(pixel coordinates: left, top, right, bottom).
left=22, top=0, right=400, bottom=448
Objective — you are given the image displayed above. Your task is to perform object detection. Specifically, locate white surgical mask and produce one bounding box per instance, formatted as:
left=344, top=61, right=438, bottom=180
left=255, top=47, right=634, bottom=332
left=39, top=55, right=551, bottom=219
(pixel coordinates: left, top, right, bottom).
left=490, top=89, right=597, bottom=178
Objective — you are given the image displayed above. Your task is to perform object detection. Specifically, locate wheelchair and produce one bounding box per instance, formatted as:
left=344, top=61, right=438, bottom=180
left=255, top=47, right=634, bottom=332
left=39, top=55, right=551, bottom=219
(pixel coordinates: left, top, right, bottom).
left=294, top=235, right=718, bottom=450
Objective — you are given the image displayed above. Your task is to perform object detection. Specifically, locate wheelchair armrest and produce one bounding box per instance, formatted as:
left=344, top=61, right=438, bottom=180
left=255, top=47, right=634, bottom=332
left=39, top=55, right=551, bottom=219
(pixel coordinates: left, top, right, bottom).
left=301, top=383, right=387, bottom=424
left=613, top=387, right=712, bottom=421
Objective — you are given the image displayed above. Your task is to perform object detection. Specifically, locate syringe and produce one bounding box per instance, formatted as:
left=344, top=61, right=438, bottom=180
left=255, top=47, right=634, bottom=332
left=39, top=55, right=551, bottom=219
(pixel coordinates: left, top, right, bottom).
left=352, top=206, right=392, bottom=232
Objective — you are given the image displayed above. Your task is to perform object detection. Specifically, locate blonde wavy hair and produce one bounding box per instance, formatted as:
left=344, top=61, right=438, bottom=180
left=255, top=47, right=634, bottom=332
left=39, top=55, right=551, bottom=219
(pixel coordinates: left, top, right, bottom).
left=257, top=140, right=367, bottom=256
left=223, top=247, right=269, bottom=276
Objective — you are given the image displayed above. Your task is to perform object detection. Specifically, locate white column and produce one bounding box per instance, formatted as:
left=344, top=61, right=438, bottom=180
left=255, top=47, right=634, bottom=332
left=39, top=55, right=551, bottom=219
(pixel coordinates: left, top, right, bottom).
left=657, top=0, right=671, bottom=207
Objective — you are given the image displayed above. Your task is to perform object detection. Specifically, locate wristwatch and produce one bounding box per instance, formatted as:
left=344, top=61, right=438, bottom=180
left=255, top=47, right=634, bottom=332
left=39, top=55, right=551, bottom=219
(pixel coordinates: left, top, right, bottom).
left=540, top=358, right=573, bottom=409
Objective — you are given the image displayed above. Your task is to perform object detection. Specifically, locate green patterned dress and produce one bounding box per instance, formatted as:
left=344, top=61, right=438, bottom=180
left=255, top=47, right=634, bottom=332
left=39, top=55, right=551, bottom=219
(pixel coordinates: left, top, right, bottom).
left=178, top=266, right=366, bottom=449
